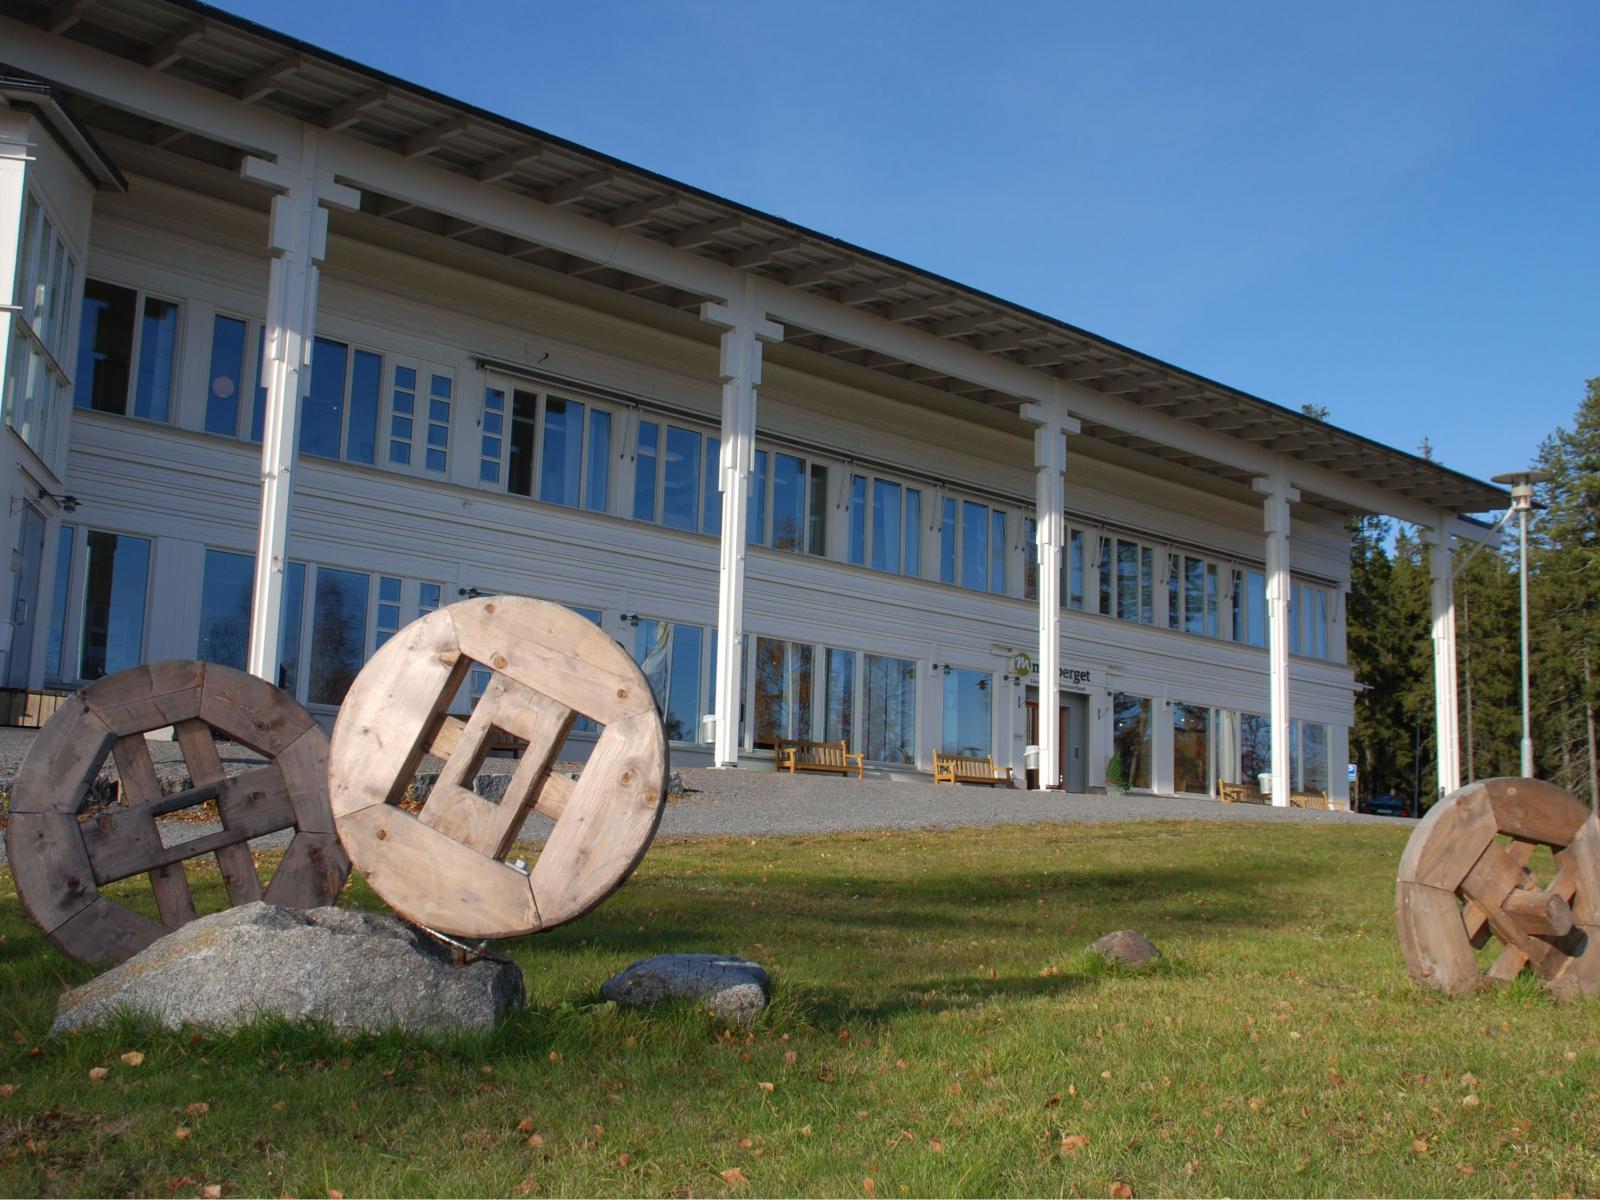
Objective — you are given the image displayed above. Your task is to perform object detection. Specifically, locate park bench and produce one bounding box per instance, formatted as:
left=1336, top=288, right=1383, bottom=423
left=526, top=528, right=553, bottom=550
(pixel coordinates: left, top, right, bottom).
left=1218, top=781, right=1329, bottom=808
left=776, top=737, right=864, bottom=778
left=932, top=751, right=1013, bottom=787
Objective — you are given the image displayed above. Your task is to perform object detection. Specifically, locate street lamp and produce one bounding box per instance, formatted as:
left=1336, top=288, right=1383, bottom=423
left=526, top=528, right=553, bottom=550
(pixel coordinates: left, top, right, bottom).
left=1491, top=469, right=1552, bottom=778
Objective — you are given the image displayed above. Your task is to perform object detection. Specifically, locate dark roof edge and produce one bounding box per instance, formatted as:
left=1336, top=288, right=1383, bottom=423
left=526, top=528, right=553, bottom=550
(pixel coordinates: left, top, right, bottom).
left=0, top=68, right=129, bottom=190
left=160, top=0, right=1506, bottom=512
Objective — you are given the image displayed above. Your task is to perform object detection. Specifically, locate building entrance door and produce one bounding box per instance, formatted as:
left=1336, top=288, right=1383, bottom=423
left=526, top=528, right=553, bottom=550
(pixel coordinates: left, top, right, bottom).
left=1025, top=692, right=1088, bottom=792
left=7, top=506, right=45, bottom=688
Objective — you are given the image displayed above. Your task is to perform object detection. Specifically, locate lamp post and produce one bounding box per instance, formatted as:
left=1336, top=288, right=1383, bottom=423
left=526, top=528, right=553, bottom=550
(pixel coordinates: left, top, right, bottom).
left=1491, top=469, right=1552, bottom=778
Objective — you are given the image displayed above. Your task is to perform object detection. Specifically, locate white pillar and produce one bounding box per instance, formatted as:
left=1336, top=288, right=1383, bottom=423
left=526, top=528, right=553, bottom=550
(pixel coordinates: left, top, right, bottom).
left=1253, top=473, right=1300, bottom=807
left=1020, top=398, right=1077, bottom=791
left=1427, top=518, right=1462, bottom=797
left=701, top=278, right=782, bottom=768
left=239, top=129, right=358, bottom=685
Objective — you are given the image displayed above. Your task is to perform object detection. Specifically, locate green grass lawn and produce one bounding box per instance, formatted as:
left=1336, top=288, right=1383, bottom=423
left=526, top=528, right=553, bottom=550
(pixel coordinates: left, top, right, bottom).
left=2, top=819, right=1597, bottom=1198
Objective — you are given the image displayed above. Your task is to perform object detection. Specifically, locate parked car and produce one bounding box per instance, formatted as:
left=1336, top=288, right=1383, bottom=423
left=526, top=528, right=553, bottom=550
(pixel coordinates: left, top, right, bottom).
left=1360, top=793, right=1415, bottom=818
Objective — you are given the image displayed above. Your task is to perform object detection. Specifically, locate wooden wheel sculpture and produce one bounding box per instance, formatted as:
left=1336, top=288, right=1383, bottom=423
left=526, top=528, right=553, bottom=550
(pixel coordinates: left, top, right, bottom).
left=6, top=661, right=349, bottom=964
left=1396, top=777, right=1600, bottom=998
left=328, top=596, right=666, bottom=940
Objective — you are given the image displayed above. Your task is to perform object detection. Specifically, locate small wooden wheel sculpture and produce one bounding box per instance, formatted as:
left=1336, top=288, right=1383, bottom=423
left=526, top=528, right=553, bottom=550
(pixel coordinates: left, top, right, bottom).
left=1396, top=777, right=1600, bottom=999
left=328, top=596, right=667, bottom=940
left=6, top=661, right=349, bottom=964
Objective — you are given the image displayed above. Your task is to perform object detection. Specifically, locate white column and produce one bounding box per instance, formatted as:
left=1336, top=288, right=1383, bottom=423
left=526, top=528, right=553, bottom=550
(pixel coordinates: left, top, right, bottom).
left=1253, top=473, right=1300, bottom=808
left=701, top=278, right=782, bottom=768
left=1020, top=396, right=1077, bottom=791
left=239, top=129, right=358, bottom=685
left=1427, top=518, right=1462, bottom=797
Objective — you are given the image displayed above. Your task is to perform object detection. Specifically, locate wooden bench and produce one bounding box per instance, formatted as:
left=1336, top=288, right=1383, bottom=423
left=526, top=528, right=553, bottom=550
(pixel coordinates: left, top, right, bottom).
left=776, top=738, right=864, bottom=778
left=933, top=751, right=1013, bottom=787
left=1219, top=781, right=1328, bottom=808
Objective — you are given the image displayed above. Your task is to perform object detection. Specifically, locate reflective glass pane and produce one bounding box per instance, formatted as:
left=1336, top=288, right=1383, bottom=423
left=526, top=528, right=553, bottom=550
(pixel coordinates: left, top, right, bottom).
left=807, top=463, right=827, bottom=556
left=662, top=425, right=700, bottom=531
left=1205, top=564, right=1219, bottom=638
left=587, top=408, right=611, bottom=513
left=1112, top=693, right=1153, bottom=790
left=1098, top=537, right=1113, bottom=615
left=278, top=561, right=305, bottom=695
left=1302, top=722, right=1329, bottom=793
left=960, top=501, right=987, bottom=591
left=753, top=636, right=786, bottom=748
left=1116, top=540, right=1138, bottom=622
left=635, top=619, right=672, bottom=728
left=666, top=624, right=703, bottom=743
left=308, top=567, right=369, bottom=705
left=1240, top=711, right=1271, bottom=783
left=863, top=654, right=916, bottom=765
left=44, top=525, right=73, bottom=681
left=251, top=327, right=268, bottom=442
left=75, top=279, right=135, bottom=414
left=633, top=420, right=658, bottom=520
left=540, top=396, right=584, bottom=507
left=1185, top=556, right=1205, bottom=635
left=701, top=433, right=721, bottom=534
left=509, top=391, right=537, bottom=497
left=941, top=668, right=992, bottom=757
left=825, top=647, right=854, bottom=746
left=204, top=315, right=247, bottom=437
left=346, top=350, right=381, bottom=464
left=300, top=337, right=347, bottom=458
left=940, top=498, right=957, bottom=584
left=197, top=549, right=254, bottom=670
left=1140, top=546, right=1153, bottom=623
left=791, top=643, right=814, bottom=741
left=849, top=475, right=867, bottom=566
left=871, top=479, right=900, bottom=573
left=1166, top=554, right=1181, bottom=630
left=133, top=297, right=179, bottom=421
left=904, top=489, right=921, bottom=577
left=80, top=530, right=150, bottom=679
left=1024, top=516, right=1039, bottom=601
left=1173, top=701, right=1211, bottom=794
left=770, top=453, right=805, bottom=551
left=748, top=450, right=767, bottom=545
left=989, top=511, right=1006, bottom=595
left=1069, top=530, right=1083, bottom=609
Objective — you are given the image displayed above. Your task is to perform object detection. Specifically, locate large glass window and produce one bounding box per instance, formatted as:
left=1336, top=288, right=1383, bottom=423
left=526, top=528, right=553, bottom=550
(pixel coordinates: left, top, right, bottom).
left=1291, top=720, right=1330, bottom=794
left=634, top=419, right=717, bottom=533
left=1239, top=712, right=1271, bottom=784
left=848, top=474, right=922, bottom=577
left=753, top=637, right=814, bottom=748
left=425, top=374, right=452, bottom=473
left=862, top=654, right=916, bottom=765
left=1172, top=702, right=1212, bottom=795
left=6, top=195, right=78, bottom=459
left=133, top=297, right=179, bottom=422
left=824, top=647, right=854, bottom=746
left=634, top=619, right=707, bottom=743
left=1168, top=554, right=1221, bottom=638
left=307, top=567, right=370, bottom=705
left=1023, top=522, right=1086, bottom=609
left=44, top=525, right=73, bottom=681
left=1233, top=569, right=1267, bottom=647
left=1289, top=581, right=1332, bottom=660
left=196, top=549, right=255, bottom=670
left=748, top=450, right=826, bottom=555
left=300, top=338, right=384, bottom=466
left=79, top=531, right=151, bottom=680
left=1111, top=693, right=1153, bottom=791
left=204, top=315, right=248, bottom=437
left=74, top=279, right=137, bottom=416
left=940, top=497, right=1007, bottom=593
left=940, top=668, right=993, bottom=758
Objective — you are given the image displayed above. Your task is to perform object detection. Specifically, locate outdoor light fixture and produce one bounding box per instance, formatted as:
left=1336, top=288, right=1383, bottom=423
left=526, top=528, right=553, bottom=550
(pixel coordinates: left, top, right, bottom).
left=930, top=662, right=952, bottom=675
left=618, top=612, right=641, bottom=627
left=36, top=487, right=78, bottom=512
left=1491, top=469, right=1553, bottom=778
left=458, top=586, right=485, bottom=599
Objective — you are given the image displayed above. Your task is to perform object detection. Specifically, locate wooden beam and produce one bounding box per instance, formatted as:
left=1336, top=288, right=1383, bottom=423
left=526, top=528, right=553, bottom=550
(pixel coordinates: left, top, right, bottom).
left=980, top=328, right=1046, bottom=353
left=670, top=215, right=740, bottom=249
left=146, top=19, right=208, bottom=71
left=41, top=0, right=90, bottom=34
left=887, top=293, right=961, bottom=322
left=783, top=258, right=851, bottom=288
left=234, top=54, right=303, bottom=103
left=539, top=169, right=613, bottom=207
left=474, top=146, right=544, bottom=183
left=321, top=86, right=391, bottom=132
left=830, top=275, right=907, bottom=306
left=403, top=115, right=471, bottom=158
left=931, top=312, right=997, bottom=338
left=730, top=235, right=805, bottom=268
left=606, top=193, right=680, bottom=228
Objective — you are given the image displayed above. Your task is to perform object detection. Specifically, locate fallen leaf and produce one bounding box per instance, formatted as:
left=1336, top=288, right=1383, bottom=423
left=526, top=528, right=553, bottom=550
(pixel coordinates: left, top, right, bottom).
left=527, top=1134, right=545, bottom=1148
left=1458, top=1165, right=1477, bottom=1178
left=1184, top=1160, right=1199, bottom=1175
left=327, top=1191, right=343, bottom=1200
left=1060, top=1133, right=1089, bottom=1154
left=1462, top=1094, right=1480, bottom=1109
left=0, top=1084, right=14, bottom=1098
left=548, top=1051, right=560, bottom=1064
left=1249, top=1097, right=1264, bottom=1112
left=173, top=1127, right=191, bottom=1141
left=1460, top=1072, right=1478, bottom=1087
left=201, top=1186, right=221, bottom=1199
left=758, top=1082, right=774, bottom=1093
left=88, top=1067, right=109, bottom=1083
left=947, top=1082, right=961, bottom=1095
left=863, top=1178, right=875, bottom=1197
left=721, top=1167, right=749, bottom=1187
left=800, top=1126, right=813, bottom=1137
left=618, top=1153, right=631, bottom=1167
left=120, top=1051, right=145, bottom=1068
left=517, top=1118, right=535, bottom=1134
left=1412, top=1139, right=1428, bottom=1154
left=784, top=1051, right=798, bottom=1065
left=1109, top=1183, right=1134, bottom=1199
left=739, top=1138, right=754, bottom=1150
left=929, top=1139, right=943, bottom=1152
left=187, top=1102, right=210, bottom=1117
left=1100, top=1070, right=1111, bottom=1081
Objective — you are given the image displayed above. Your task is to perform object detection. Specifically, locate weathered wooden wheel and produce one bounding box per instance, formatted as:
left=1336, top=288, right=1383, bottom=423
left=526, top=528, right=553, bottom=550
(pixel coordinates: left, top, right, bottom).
left=1396, top=777, right=1600, bottom=999
left=6, top=661, right=349, bottom=964
left=328, top=596, right=666, bottom=940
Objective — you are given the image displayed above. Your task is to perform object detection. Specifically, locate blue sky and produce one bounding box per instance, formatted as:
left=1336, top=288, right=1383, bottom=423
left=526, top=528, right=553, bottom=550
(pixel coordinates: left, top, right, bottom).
left=215, top=0, right=1599, bottom=494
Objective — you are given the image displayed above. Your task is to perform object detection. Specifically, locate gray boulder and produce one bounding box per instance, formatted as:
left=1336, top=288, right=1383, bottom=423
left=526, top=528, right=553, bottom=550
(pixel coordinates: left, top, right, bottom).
left=602, top=953, right=769, bottom=1024
left=52, top=902, right=524, bottom=1036
left=1087, top=929, right=1161, bottom=968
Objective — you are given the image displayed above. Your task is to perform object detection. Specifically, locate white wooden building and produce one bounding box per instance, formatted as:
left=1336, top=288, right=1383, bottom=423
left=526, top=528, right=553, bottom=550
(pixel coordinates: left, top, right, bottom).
left=0, top=0, right=1504, bottom=806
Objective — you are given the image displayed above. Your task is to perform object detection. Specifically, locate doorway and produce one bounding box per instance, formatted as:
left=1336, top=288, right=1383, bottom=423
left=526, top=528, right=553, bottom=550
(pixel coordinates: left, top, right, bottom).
left=1025, top=691, right=1089, bottom=792
left=7, top=505, right=45, bottom=688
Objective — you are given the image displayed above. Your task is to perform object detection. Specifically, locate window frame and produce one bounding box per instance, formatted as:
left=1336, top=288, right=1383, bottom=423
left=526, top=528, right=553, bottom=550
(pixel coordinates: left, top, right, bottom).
left=483, top=379, right=619, bottom=514
left=748, top=445, right=828, bottom=557
left=938, top=493, right=1010, bottom=594
left=847, top=470, right=924, bottom=578
left=7, top=188, right=81, bottom=464
left=74, top=274, right=185, bottom=426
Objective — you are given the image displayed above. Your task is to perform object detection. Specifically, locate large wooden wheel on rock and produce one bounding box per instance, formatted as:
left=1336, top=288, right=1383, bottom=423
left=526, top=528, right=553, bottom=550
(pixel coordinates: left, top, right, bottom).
left=6, top=661, right=349, bottom=964
left=1396, top=777, right=1600, bottom=999
left=329, top=596, right=667, bottom=941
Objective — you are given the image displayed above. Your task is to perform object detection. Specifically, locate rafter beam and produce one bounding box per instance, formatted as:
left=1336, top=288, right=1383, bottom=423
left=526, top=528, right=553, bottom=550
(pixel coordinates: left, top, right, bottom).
left=41, top=0, right=91, bottom=34
left=783, top=257, right=851, bottom=288
left=730, top=235, right=805, bottom=269
left=146, top=19, right=208, bottom=71
left=671, top=215, right=740, bottom=249
left=887, top=293, right=960, bottom=322
left=830, top=275, right=907, bottom=306
left=539, top=169, right=614, bottom=207
left=320, top=86, right=391, bottom=132
left=474, top=145, right=544, bottom=182
left=404, top=115, right=471, bottom=158
left=234, top=54, right=303, bottom=103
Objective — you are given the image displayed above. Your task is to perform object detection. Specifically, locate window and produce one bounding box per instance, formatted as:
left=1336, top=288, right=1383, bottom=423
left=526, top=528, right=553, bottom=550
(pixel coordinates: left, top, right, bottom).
left=1111, top=693, right=1153, bottom=790
left=74, top=279, right=180, bottom=422
left=390, top=366, right=418, bottom=465
left=496, top=387, right=615, bottom=513
left=1099, top=537, right=1153, bottom=624
left=479, top=388, right=505, bottom=483
left=1172, top=702, right=1212, bottom=795
left=79, top=531, right=151, bottom=680
left=1167, top=553, right=1220, bottom=638
left=204, top=315, right=247, bottom=437
left=849, top=474, right=922, bottom=577
left=374, top=576, right=402, bottom=650
left=1289, top=581, right=1332, bottom=660
left=633, top=618, right=707, bottom=742
left=1239, top=712, right=1271, bottom=785
left=1290, top=720, right=1330, bottom=794
left=862, top=654, right=916, bottom=765
left=419, top=582, right=442, bottom=615
left=425, top=373, right=452, bottom=473
left=632, top=418, right=719, bottom=534
left=301, top=336, right=384, bottom=465
left=749, top=449, right=827, bottom=555
left=5, top=193, right=78, bottom=460
left=569, top=606, right=603, bottom=734
left=307, top=567, right=370, bottom=705
left=1232, top=569, right=1267, bottom=647
left=1023, top=520, right=1087, bottom=609
left=940, top=668, right=993, bottom=758
left=44, top=525, right=73, bottom=681
left=752, top=637, right=814, bottom=748
left=196, top=549, right=255, bottom=670
left=824, top=647, right=854, bottom=746
left=939, top=497, right=1006, bottom=593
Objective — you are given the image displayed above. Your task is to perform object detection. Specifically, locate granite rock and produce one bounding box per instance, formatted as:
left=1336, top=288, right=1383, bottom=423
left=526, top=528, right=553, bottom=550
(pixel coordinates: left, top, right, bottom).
left=1087, top=929, right=1161, bottom=968
left=602, top=953, right=769, bottom=1024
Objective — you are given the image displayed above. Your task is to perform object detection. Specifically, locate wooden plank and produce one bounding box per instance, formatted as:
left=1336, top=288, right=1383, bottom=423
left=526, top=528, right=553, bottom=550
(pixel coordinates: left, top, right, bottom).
left=174, top=718, right=262, bottom=905
left=1486, top=777, right=1588, bottom=847
left=1396, top=782, right=1498, bottom=891
left=1459, top=842, right=1569, bottom=979
left=48, top=895, right=165, bottom=965
left=338, top=804, right=539, bottom=939
left=262, top=832, right=350, bottom=909
left=81, top=661, right=206, bottom=736
left=1556, top=817, right=1600, bottom=926
left=149, top=864, right=197, bottom=928
left=5, top=811, right=97, bottom=935
left=9, top=694, right=115, bottom=814
left=198, top=662, right=316, bottom=755
left=531, top=709, right=666, bottom=929
left=533, top=771, right=573, bottom=821
left=328, top=610, right=466, bottom=819
left=270, top=724, right=333, bottom=834
left=428, top=713, right=469, bottom=760
left=110, top=735, right=162, bottom=804
left=1395, top=880, right=1479, bottom=994
left=449, top=598, right=656, bottom=726
left=1503, top=888, right=1573, bottom=938
left=1462, top=838, right=1536, bottom=945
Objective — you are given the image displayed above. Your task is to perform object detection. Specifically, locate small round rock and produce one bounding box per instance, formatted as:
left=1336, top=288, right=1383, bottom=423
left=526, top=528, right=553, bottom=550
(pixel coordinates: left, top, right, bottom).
left=1087, top=929, right=1161, bottom=968
left=601, top=953, right=769, bottom=1025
